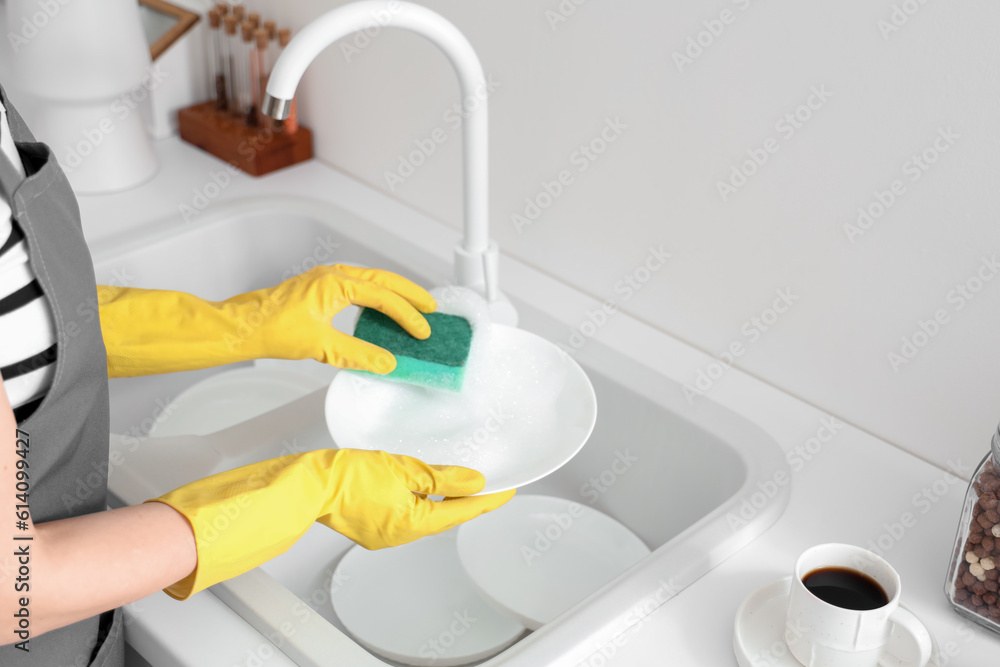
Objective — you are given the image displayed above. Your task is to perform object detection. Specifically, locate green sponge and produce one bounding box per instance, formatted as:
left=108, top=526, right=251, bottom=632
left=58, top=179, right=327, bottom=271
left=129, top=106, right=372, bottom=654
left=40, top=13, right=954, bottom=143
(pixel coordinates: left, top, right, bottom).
left=352, top=308, right=473, bottom=391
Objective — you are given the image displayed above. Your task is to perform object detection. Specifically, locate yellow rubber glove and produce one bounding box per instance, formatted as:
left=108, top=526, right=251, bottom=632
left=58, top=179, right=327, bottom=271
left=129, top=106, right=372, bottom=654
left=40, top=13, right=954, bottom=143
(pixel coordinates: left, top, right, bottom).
left=98, top=264, right=437, bottom=378
left=149, top=449, right=515, bottom=600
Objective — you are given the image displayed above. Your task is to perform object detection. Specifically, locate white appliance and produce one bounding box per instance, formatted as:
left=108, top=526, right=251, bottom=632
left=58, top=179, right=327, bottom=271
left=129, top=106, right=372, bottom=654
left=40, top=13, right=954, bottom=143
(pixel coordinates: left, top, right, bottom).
left=7, top=0, right=159, bottom=194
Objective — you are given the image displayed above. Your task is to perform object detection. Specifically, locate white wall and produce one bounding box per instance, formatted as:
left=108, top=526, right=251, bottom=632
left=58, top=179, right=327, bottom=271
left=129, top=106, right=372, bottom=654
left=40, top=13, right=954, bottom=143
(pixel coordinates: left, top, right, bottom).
left=267, top=0, right=1000, bottom=472
left=9, top=0, right=1000, bottom=471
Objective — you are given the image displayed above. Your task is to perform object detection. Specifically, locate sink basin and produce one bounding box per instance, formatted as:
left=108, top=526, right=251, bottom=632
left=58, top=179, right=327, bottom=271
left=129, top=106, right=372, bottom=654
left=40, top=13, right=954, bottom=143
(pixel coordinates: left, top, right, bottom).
left=94, top=196, right=788, bottom=666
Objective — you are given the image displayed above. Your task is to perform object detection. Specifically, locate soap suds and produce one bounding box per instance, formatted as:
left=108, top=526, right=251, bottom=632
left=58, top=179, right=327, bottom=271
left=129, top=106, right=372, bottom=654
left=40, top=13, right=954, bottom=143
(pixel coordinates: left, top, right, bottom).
left=330, top=287, right=569, bottom=475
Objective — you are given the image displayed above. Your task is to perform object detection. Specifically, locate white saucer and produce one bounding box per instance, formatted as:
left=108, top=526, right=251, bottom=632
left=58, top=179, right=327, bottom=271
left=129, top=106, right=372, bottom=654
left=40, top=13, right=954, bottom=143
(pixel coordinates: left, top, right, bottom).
left=733, top=577, right=940, bottom=667
left=331, top=531, right=526, bottom=666
left=150, top=366, right=327, bottom=437
left=324, top=324, right=597, bottom=494
left=456, top=495, right=650, bottom=630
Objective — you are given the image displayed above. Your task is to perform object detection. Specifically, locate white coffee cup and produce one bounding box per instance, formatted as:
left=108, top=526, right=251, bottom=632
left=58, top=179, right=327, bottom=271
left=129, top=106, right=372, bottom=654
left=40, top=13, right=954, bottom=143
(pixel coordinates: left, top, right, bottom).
left=785, top=543, right=932, bottom=667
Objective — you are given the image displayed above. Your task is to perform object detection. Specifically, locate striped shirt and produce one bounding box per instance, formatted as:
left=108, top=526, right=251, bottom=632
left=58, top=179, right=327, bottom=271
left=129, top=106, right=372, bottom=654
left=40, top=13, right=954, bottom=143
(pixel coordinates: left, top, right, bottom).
left=0, top=101, right=57, bottom=423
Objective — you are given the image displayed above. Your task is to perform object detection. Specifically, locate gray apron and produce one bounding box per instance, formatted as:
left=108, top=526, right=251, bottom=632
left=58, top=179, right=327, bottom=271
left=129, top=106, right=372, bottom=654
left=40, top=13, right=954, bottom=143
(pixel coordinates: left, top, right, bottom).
left=0, top=86, right=122, bottom=666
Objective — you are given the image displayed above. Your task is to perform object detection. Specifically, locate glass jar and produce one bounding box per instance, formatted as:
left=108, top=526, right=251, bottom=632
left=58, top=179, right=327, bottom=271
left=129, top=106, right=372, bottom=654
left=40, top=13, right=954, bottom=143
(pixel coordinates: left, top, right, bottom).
left=945, top=424, right=1000, bottom=630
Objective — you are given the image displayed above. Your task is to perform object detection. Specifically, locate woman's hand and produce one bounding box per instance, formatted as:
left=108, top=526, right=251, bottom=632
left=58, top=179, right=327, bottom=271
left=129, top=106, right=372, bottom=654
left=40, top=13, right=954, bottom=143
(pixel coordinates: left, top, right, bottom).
left=219, top=263, right=437, bottom=372
left=150, top=449, right=515, bottom=600
left=0, top=371, right=197, bottom=642
left=99, top=264, right=437, bottom=377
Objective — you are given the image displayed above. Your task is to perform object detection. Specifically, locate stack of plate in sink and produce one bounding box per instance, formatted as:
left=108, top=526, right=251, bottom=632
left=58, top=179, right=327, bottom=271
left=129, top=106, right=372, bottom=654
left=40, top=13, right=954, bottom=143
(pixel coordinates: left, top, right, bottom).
left=148, top=361, right=334, bottom=437
left=455, top=495, right=651, bottom=631
left=150, top=360, right=645, bottom=665
left=331, top=495, right=650, bottom=666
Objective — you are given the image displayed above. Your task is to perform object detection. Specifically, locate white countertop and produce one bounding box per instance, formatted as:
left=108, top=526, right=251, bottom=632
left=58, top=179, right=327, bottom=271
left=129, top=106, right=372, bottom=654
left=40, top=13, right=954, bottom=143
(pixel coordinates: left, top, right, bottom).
left=84, top=138, right=1000, bottom=666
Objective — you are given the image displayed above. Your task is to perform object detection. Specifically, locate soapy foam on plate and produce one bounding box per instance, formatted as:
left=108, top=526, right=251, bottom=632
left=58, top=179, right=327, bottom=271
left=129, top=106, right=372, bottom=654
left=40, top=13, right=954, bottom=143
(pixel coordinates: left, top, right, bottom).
left=330, top=287, right=569, bottom=474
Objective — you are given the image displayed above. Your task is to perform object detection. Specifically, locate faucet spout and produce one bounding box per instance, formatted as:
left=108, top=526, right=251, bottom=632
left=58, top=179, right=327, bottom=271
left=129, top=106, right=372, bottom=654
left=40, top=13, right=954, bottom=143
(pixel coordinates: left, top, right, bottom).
left=260, top=94, right=292, bottom=121
left=264, top=1, right=514, bottom=324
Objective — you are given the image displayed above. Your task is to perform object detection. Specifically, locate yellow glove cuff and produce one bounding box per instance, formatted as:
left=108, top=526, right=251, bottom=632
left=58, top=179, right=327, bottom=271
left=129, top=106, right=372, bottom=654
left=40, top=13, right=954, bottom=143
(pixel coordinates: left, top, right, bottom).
left=150, top=449, right=514, bottom=600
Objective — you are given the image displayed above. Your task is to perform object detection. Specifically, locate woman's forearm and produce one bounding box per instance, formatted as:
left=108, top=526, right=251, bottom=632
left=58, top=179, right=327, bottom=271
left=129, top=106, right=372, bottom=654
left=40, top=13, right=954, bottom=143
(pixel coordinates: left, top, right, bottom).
left=1, top=502, right=196, bottom=643
left=0, top=365, right=196, bottom=645
left=97, top=285, right=246, bottom=378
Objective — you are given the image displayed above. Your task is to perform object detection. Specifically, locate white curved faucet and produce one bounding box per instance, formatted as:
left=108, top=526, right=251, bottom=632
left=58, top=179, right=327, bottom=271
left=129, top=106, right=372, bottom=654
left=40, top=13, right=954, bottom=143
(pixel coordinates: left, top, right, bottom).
left=262, top=1, right=516, bottom=325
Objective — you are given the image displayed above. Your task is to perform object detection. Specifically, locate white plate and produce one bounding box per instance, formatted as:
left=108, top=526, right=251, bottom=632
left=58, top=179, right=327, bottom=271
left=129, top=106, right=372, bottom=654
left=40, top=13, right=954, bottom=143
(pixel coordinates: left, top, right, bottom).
left=324, top=324, right=597, bottom=494
left=150, top=366, right=327, bottom=437
left=252, top=357, right=339, bottom=386
left=456, top=495, right=650, bottom=630
left=733, top=577, right=941, bottom=667
left=331, top=531, right=526, bottom=667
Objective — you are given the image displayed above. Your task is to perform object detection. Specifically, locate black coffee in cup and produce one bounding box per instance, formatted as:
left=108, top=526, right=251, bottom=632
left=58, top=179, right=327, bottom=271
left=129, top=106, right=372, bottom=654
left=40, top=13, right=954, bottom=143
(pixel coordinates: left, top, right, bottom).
left=803, top=567, right=889, bottom=611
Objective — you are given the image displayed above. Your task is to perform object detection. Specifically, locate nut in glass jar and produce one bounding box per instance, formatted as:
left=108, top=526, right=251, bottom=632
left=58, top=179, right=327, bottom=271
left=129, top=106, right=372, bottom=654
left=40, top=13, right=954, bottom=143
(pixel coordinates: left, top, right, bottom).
left=946, top=427, right=1000, bottom=630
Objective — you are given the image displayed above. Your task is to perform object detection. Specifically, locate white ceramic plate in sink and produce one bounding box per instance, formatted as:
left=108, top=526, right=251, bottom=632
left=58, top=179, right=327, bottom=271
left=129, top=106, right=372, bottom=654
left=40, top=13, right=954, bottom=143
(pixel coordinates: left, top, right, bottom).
left=456, top=494, right=650, bottom=630
left=324, top=324, right=597, bottom=494
left=150, top=366, right=326, bottom=437
left=331, top=531, right=526, bottom=667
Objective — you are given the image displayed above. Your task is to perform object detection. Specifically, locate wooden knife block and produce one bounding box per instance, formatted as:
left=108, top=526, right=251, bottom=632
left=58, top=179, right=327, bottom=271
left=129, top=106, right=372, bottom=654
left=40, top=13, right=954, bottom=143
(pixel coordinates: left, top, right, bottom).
left=177, top=101, right=313, bottom=177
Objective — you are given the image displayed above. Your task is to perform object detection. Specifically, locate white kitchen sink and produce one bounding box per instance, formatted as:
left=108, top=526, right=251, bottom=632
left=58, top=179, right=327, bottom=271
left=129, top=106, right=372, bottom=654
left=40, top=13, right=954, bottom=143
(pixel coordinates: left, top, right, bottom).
left=95, top=196, right=788, bottom=666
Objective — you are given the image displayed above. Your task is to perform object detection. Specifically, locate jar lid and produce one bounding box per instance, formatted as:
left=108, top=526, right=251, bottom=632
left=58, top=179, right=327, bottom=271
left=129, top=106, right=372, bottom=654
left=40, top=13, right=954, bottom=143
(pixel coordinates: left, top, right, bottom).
left=992, top=422, right=1000, bottom=460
